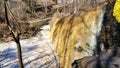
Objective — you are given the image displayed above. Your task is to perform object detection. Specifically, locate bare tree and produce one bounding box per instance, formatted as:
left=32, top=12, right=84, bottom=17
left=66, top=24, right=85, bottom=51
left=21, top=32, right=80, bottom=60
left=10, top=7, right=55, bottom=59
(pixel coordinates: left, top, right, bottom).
left=63, top=0, right=67, bottom=14
left=28, top=0, right=35, bottom=13
left=45, top=0, right=48, bottom=15
left=53, top=0, right=57, bottom=4
left=4, top=0, right=24, bottom=68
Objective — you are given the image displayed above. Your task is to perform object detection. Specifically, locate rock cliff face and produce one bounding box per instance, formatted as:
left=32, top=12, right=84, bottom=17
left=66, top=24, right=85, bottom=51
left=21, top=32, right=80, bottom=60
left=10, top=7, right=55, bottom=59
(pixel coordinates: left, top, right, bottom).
left=72, top=47, right=120, bottom=68
left=99, top=0, right=120, bottom=51
left=50, top=1, right=107, bottom=68
left=72, top=0, right=120, bottom=68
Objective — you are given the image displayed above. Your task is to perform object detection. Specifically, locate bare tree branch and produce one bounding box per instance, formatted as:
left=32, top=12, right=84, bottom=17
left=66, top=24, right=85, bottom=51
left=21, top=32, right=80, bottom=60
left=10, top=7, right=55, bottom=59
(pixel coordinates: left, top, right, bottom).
left=4, top=0, right=24, bottom=68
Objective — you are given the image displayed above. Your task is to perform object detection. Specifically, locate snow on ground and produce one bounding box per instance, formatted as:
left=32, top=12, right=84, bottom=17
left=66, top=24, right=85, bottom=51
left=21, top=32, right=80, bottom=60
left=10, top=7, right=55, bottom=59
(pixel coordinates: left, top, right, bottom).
left=0, top=25, right=59, bottom=68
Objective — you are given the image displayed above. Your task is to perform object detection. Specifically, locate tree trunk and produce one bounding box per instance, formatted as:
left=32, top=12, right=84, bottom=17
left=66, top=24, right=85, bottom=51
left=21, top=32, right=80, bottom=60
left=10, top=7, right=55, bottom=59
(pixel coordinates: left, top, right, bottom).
left=4, top=0, right=24, bottom=68
left=98, top=0, right=118, bottom=53
left=53, top=0, right=57, bottom=4
left=15, top=37, right=24, bottom=68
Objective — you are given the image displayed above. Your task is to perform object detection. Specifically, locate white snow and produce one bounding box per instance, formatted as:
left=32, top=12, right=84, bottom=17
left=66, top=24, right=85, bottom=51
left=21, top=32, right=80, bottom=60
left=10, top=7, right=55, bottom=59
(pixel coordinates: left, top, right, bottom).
left=0, top=25, right=59, bottom=68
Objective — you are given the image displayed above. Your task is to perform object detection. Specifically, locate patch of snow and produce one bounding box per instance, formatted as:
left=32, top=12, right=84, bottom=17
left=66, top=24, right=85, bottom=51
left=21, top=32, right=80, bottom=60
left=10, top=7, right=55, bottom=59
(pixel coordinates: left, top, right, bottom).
left=0, top=25, right=59, bottom=68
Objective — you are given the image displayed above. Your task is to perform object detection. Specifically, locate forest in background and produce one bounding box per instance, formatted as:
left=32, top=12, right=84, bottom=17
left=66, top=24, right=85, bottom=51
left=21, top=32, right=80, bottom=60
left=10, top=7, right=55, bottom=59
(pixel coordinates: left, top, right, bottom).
left=0, top=0, right=89, bottom=42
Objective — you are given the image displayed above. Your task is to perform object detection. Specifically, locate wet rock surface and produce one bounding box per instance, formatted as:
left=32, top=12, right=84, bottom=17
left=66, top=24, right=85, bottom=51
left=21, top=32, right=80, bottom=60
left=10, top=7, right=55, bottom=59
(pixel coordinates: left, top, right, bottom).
left=72, top=47, right=120, bottom=68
